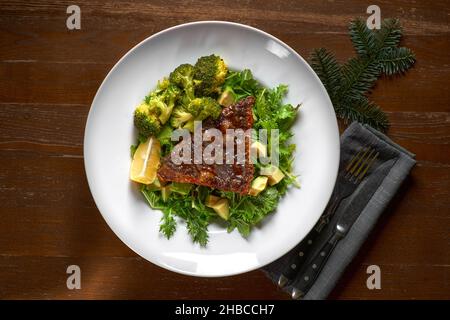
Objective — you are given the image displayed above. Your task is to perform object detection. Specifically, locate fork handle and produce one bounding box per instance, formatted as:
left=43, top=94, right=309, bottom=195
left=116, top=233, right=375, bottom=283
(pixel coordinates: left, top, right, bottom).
left=277, top=194, right=341, bottom=287
left=290, top=232, right=341, bottom=299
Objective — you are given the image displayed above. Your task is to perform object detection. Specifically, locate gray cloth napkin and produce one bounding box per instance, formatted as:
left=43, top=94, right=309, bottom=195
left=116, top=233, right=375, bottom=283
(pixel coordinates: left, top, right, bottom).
left=262, top=122, right=416, bottom=299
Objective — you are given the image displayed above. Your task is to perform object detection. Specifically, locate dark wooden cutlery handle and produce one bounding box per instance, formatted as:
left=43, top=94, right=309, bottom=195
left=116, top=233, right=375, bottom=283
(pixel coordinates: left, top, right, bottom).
left=291, top=233, right=341, bottom=299
left=278, top=193, right=344, bottom=287
left=277, top=228, right=321, bottom=286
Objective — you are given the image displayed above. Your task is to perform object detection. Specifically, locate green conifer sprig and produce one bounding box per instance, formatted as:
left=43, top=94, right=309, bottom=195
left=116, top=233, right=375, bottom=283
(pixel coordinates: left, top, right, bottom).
left=310, top=18, right=415, bottom=131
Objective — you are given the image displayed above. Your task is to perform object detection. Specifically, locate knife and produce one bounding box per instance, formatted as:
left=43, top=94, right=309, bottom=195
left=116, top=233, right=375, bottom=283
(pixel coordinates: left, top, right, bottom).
left=290, top=158, right=395, bottom=299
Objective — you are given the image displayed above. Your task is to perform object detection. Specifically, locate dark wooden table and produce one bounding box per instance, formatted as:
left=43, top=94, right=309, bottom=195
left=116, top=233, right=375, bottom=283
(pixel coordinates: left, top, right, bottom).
left=1, top=0, right=449, bottom=299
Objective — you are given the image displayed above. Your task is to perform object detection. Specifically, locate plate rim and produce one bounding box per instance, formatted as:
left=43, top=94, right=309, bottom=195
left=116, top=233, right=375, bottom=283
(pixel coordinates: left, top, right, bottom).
left=84, top=20, right=340, bottom=277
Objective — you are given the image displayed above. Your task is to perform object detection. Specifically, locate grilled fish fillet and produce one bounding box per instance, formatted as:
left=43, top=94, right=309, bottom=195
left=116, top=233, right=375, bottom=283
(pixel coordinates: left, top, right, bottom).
left=157, top=96, right=255, bottom=194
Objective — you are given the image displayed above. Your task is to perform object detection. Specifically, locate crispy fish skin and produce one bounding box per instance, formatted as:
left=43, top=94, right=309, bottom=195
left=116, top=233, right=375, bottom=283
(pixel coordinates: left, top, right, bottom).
left=218, top=96, right=254, bottom=131
left=157, top=96, right=255, bottom=194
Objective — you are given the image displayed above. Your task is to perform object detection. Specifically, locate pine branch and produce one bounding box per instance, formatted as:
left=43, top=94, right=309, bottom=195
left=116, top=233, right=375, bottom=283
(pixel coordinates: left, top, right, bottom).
left=336, top=96, right=389, bottom=131
left=310, top=48, right=341, bottom=105
left=349, top=18, right=376, bottom=57
left=339, top=57, right=380, bottom=100
left=308, top=18, right=415, bottom=132
left=340, top=19, right=409, bottom=102
left=378, top=47, right=416, bottom=75
left=375, top=18, right=402, bottom=51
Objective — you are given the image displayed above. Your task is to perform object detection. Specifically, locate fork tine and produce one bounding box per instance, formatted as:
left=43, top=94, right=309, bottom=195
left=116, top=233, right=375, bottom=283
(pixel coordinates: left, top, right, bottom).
left=354, top=148, right=375, bottom=178
left=345, top=147, right=365, bottom=172
left=357, top=151, right=379, bottom=180
left=348, top=147, right=371, bottom=175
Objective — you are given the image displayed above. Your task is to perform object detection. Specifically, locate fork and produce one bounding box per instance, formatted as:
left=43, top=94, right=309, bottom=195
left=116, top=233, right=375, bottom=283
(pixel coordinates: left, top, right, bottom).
left=277, top=146, right=379, bottom=288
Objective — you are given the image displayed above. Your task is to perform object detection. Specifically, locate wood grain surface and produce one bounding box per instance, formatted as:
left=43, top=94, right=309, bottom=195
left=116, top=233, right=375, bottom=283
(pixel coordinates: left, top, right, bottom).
left=0, top=0, right=449, bottom=300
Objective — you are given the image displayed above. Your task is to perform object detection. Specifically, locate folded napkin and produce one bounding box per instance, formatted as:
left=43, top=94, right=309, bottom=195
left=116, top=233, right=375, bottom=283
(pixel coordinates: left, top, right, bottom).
left=263, top=122, right=416, bottom=299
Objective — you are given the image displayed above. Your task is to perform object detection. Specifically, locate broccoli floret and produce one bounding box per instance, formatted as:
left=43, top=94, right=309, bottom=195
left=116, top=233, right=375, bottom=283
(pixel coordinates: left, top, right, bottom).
left=182, top=119, right=195, bottom=132
left=170, top=107, right=193, bottom=128
left=182, top=97, right=222, bottom=132
left=164, top=83, right=181, bottom=103
left=193, top=55, right=228, bottom=96
left=134, top=102, right=162, bottom=140
left=144, top=83, right=180, bottom=125
left=169, top=63, right=196, bottom=100
left=157, top=77, right=170, bottom=91
left=145, top=93, right=165, bottom=116
left=134, top=80, right=181, bottom=140
left=159, top=84, right=181, bottom=124
left=169, top=97, right=222, bottom=132
left=186, top=97, right=222, bottom=121
left=169, top=64, right=194, bottom=87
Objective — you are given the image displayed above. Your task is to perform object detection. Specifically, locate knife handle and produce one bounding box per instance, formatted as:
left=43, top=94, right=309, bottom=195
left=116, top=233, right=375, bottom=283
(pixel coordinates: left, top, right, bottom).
left=277, top=194, right=342, bottom=287
left=277, top=228, right=321, bottom=287
left=290, top=232, right=341, bottom=299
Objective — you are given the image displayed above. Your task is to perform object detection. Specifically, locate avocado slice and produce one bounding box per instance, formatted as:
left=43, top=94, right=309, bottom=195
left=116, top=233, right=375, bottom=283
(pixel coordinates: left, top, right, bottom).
left=145, top=178, right=164, bottom=191
left=218, top=87, right=235, bottom=107
left=210, top=198, right=229, bottom=220
left=145, top=183, right=161, bottom=192
left=250, top=141, right=267, bottom=159
left=248, top=176, right=269, bottom=196
left=170, top=182, right=192, bottom=195
left=205, top=195, right=220, bottom=208
left=161, top=186, right=171, bottom=202
left=153, top=178, right=167, bottom=188
left=250, top=141, right=267, bottom=163
left=261, top=165, right=285, bottom=186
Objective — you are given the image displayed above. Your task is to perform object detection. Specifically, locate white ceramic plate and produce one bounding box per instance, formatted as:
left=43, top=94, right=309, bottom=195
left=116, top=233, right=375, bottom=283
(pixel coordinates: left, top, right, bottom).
left=84, top=21, right=339, bottom=277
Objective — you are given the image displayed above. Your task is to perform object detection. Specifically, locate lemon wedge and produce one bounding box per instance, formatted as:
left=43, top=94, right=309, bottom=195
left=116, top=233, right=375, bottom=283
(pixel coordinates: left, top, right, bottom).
left=130, top=136, right=161, bottom=184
